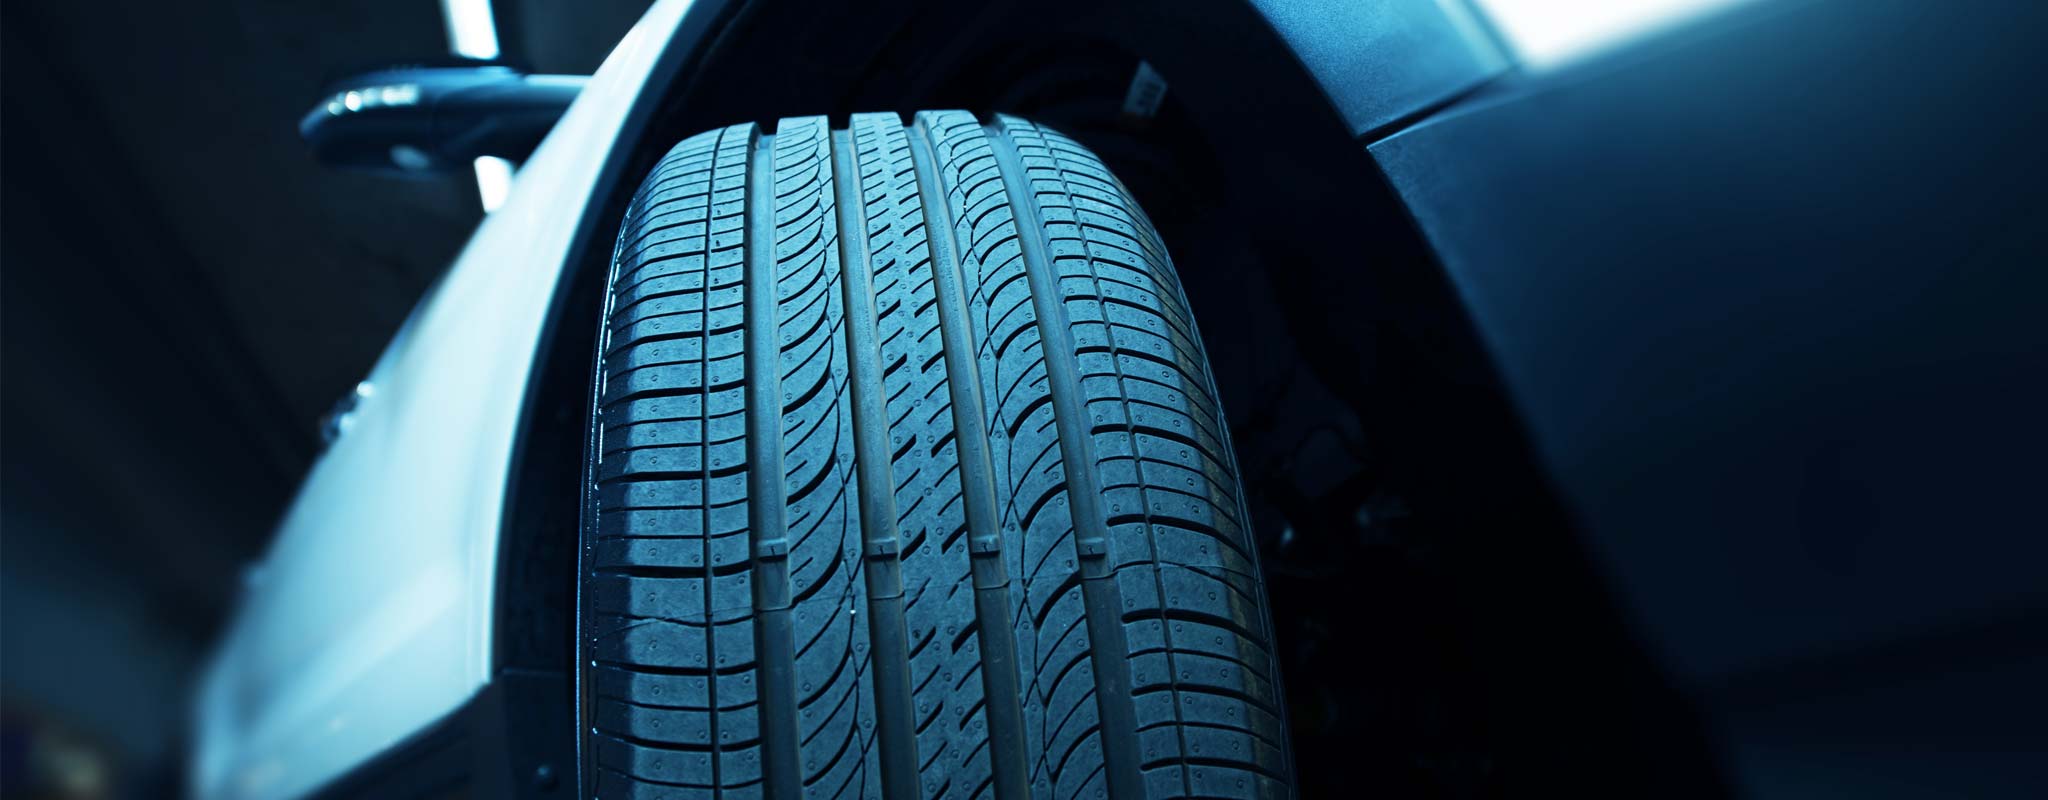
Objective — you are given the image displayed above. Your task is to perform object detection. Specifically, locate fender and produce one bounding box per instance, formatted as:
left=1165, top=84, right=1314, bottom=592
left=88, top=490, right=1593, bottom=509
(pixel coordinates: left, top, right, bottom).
left=190, top=2, right=724, bottom=797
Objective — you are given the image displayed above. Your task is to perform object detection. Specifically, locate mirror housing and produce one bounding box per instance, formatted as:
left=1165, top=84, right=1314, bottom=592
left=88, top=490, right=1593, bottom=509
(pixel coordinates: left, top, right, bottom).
left=299, top=63, right=587, bottom=174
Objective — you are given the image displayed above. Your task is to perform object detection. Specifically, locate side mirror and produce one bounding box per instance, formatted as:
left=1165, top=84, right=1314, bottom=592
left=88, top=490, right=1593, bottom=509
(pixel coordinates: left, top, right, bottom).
left=299, top=63, right=587, bottom=174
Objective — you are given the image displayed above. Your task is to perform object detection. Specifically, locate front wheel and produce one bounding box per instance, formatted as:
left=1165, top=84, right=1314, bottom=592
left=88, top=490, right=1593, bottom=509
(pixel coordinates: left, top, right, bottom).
left=580, top=111, right=1292, bottom=799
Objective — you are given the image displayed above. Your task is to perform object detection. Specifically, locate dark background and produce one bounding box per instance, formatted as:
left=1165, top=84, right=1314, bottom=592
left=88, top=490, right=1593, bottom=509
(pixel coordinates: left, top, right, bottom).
left=1, top=0, right=649, bottom=793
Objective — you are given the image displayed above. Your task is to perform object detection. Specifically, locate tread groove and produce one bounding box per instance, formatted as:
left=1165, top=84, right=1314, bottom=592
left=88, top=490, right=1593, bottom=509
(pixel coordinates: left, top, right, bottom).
left=988, top=119, right=1147, bottom=800
left=831, top=126, right=921, bottom=799
left=907, top=114, right=1032, bottom=800
left=746, top=126, right=805, bottom=800
left=1022, top=119, right=1196, bottom=796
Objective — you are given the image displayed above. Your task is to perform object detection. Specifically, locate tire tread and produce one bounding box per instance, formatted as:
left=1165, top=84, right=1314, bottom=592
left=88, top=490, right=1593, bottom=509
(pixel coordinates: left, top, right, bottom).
left=584, top=113, right=1290, bottom=800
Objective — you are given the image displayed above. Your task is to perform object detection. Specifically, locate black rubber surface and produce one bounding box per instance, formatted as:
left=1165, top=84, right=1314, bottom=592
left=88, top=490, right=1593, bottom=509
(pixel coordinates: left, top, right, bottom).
left=582, top=111, right=1290, bottom=799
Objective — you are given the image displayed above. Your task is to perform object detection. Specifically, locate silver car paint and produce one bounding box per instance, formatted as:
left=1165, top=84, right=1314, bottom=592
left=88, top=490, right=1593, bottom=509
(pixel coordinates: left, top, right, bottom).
left=190, top=2, right=694, bottom=797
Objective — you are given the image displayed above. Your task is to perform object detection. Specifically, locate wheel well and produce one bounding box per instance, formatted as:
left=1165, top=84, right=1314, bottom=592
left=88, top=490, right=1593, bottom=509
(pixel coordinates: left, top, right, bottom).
left=499, top=1, right=1722, bottom=794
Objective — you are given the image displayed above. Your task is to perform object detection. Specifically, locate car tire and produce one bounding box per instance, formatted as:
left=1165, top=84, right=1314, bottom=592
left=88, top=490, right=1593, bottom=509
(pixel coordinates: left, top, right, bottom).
left=581, top=111, right=1291, bottom=799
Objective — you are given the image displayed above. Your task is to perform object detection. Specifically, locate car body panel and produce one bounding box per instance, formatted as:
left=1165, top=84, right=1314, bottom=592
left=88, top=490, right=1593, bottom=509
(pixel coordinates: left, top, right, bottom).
left=1250, top=0, right=1508, bottom=135
left=1373, top=0, right=2048, bottom=685
left=190, top=2, right=696, bottom=797
left=1372, top=0, right=2048, bottom=791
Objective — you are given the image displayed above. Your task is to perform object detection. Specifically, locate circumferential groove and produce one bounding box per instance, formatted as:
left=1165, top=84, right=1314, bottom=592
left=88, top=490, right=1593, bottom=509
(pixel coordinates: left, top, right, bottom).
left=1008, top=115, right=1195, bottom=796
left=829, top=125, right=921, bottom=799
left=744, top=124, right=804, bottom=799
left=906, top=112, right=1033, bottom=800
left=986, top=116, right=1148, bottom=800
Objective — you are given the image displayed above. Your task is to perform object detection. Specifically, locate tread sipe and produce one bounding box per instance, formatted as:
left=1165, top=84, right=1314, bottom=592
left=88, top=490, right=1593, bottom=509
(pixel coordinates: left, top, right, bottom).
left=582, top=111, right=1291, bottom=800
